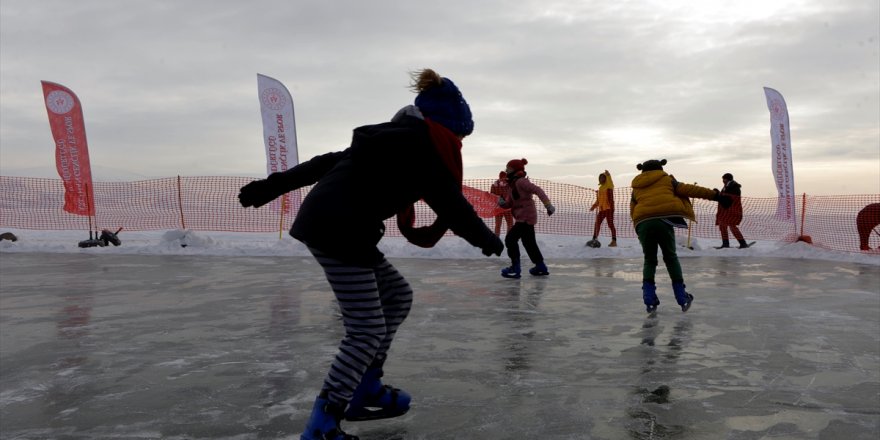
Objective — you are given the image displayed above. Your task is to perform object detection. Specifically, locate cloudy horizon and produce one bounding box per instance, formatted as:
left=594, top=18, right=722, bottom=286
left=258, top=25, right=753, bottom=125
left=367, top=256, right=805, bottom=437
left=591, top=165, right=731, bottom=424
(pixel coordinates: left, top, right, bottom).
left=1, top=0, right=878, bottom=196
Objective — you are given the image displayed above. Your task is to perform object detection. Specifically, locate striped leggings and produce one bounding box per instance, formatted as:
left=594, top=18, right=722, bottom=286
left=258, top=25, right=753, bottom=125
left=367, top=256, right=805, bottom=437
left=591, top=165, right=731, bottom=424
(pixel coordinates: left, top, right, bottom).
left=310, top=248, right=413, bottom=407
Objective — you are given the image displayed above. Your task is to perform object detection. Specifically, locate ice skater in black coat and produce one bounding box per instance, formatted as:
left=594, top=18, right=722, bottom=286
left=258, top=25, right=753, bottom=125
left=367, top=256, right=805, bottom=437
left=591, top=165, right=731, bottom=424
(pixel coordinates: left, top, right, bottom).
left=239, top=68, right=503, bottom=440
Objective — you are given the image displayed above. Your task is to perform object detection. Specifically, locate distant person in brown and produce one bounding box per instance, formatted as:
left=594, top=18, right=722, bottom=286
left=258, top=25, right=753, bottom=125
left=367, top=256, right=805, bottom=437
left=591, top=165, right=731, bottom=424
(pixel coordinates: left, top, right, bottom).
left=715, top=173, right=750, bottom=249
left=856, top=203, right=880, bottom=251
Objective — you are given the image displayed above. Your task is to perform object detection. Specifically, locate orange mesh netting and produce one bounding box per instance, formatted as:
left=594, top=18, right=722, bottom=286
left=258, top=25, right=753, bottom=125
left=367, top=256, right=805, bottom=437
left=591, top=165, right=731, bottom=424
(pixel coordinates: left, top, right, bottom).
left=2, top=176, right=878, bottom=253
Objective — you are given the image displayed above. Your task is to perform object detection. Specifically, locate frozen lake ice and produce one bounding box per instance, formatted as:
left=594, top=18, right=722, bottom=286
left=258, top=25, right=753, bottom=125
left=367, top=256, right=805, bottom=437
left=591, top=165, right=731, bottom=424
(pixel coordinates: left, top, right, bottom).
left=1, top=252, right=878, bottom=439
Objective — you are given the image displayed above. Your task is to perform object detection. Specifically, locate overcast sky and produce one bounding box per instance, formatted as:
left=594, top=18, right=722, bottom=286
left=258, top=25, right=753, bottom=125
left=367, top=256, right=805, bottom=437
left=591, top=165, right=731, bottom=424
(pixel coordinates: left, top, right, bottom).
left=1, top=0, right=878, bottom=196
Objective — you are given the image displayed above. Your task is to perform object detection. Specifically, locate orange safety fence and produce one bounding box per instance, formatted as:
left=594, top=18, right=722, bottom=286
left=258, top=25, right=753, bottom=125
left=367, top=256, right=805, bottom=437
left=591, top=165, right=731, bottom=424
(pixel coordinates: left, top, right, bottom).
left=1, top=176, right=879, bottom=253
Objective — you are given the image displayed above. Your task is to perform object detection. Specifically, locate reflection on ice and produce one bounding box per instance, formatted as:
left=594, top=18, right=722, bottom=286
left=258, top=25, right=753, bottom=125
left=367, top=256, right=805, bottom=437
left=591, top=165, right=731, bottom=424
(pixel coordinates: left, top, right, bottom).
left=0, top=253, right=877, bottom=439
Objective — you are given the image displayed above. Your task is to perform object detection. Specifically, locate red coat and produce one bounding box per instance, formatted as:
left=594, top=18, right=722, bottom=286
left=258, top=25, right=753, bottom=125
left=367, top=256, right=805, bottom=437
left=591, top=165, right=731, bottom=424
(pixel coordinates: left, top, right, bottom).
left=716, top=180, right=743, bottom=226
left=490, top=178, right=512, bottom=217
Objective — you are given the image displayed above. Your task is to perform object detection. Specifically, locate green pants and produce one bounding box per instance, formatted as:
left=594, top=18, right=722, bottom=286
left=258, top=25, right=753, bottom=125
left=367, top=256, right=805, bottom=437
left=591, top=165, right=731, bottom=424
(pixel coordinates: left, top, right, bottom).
left=636, top=219, right=684, bottom=284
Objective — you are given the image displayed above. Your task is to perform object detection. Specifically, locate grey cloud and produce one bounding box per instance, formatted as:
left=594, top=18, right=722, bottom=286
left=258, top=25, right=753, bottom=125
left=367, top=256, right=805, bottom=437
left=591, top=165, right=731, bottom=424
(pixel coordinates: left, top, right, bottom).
left=1, top=0, right=877, bottom=194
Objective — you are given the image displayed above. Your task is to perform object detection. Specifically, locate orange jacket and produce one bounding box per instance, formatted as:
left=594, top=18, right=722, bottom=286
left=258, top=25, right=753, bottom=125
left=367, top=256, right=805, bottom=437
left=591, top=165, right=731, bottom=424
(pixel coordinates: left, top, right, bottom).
left=630, top=171, right=717, bottom=227
left=590, top=171, right=615, bottom=212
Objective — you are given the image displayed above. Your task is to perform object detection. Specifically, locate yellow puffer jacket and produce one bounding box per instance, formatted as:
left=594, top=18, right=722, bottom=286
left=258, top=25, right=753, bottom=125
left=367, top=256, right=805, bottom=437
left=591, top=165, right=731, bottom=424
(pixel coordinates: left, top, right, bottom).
left=590, top=171, right=615, bottom=212
left=630, top=170, right=718, bottom=227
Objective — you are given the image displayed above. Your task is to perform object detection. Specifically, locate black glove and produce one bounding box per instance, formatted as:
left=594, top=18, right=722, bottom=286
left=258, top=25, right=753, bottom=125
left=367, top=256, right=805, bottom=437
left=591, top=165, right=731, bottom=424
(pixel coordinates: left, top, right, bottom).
left=714, top=190, right=734, bottom=209
left=482, top=235, right=504, bottom=257
left=238, top=178, right=281, bottom=208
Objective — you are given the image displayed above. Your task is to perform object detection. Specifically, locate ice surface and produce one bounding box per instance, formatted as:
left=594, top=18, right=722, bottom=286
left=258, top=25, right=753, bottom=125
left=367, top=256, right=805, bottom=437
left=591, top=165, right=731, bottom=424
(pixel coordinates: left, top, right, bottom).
left=1, top=244, right=878, bottom=439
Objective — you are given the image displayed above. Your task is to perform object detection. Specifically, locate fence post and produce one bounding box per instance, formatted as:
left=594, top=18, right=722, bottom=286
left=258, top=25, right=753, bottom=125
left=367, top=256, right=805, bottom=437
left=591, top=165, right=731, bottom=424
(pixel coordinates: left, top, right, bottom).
left=177, top=175, right=187, bottom=230
left=797, top=192, right=812, bottom=243
left=85, top=181, right=95, bottom=239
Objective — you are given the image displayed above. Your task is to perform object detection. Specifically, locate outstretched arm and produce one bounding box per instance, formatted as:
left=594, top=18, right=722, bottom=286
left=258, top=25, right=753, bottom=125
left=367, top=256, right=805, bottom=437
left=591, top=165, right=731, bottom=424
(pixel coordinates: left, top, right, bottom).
left=673, top=180, right=732, bottom=208
left=239, top=151, right=345, bottom=208
left=673, top=181, right=719, bottom=201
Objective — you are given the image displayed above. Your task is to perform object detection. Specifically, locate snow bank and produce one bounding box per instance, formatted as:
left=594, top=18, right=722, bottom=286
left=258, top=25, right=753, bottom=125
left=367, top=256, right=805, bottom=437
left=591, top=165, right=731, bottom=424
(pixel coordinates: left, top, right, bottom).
left=1, top=228, right=877, bottom=266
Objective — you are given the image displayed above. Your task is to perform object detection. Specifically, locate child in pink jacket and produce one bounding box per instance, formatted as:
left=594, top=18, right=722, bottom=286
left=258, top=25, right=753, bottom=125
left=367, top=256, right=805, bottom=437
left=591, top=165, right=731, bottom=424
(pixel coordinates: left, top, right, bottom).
left=498, top=158, right=556, bottom=278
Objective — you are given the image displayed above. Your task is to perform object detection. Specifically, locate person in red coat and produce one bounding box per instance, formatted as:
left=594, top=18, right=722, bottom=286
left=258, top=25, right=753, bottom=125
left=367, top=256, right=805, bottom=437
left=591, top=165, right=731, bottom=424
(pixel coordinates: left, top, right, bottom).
left=715, top=173, right=750, bottom=249
left=490, top=171, right=514, bottom=236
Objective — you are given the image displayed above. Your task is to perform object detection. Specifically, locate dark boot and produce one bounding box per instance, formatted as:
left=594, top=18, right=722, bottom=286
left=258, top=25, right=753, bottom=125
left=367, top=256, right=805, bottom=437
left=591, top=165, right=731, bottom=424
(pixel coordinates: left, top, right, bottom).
left=528, top=262, right=549, bottom=276
left=344, top=361, right=411, bottom=421
left=718, top=239, right=730, bottom=248
left=501, top=260, right=521, bottom=278
left=301, top=392, right=358, bottom=440
left=737, top=239, right=750, bottom=249
left=672, top=282, right=694, bottom=312
left=642, top=281, right=660, bottom=313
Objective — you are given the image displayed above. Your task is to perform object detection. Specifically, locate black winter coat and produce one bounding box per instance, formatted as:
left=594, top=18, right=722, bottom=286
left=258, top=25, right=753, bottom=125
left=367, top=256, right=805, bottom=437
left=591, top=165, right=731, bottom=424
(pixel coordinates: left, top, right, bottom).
left=268, top=116, right=496, bottom=266
left=716, top=180, right=743, bottom=226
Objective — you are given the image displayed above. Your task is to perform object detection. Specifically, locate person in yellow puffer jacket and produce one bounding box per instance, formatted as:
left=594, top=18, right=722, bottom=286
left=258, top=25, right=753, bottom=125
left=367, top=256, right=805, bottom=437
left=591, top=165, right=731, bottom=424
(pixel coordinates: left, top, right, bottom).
left=630, top=159, right=732, bottom=314
left=587, top=170, right=617, bottom=248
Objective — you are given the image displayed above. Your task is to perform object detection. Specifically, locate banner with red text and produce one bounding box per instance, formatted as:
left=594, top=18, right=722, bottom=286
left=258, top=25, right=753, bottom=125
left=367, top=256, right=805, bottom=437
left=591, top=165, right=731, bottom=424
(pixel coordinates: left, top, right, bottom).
left=764, top=87, right=796, bottom=223
left=257, top=74, right=299, bottom=213
left=41, top=81, right=95, bottom=216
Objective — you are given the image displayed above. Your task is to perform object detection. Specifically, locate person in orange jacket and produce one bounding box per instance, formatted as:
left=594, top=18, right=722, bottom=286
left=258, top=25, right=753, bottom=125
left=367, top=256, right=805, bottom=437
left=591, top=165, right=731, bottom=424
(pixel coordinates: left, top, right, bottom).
left=587, top=170, right=617, bottom=248
left=630, top=159, right=731, bottom=313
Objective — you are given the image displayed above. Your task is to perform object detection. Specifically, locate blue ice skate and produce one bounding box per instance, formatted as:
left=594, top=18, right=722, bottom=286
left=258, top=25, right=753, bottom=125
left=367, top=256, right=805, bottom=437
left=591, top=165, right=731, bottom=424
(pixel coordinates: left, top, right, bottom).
left=672, top=281, right=694, bottom=312
left=501, top=261, right=522, bottom=279
left=529, top=262, right=549, bottom=276
left=344, top=367, right=411, bottom=421
left=301, top=392, right=358, bottom=440
left=642, top=281, right=660, bottom=313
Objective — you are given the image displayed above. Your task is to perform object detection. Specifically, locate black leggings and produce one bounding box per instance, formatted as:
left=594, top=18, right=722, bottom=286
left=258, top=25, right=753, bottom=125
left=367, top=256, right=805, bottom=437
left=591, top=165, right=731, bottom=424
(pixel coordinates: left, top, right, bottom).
left=505, top=222, right=544, bottom=265
left=310, top=247, right=413, bottom=406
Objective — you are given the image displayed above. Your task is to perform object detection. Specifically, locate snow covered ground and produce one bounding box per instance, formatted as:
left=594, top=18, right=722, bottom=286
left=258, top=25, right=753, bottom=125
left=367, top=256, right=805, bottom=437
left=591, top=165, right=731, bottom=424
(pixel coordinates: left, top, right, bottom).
left=1, top=228, right=878, bottom=266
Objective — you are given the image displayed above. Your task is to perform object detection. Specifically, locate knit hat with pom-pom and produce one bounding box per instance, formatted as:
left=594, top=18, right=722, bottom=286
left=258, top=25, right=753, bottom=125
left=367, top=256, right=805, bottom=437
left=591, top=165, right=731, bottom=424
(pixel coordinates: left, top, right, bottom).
left=414, top=77, right=473, bottom=137
left=506, top=158, right=528, bottom=177
left=636, top=159, right=667, bottom=172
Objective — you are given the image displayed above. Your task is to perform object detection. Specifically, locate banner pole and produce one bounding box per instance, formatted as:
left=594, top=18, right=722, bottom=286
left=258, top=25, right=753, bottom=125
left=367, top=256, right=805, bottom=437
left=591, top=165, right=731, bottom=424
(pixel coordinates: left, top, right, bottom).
left=177, top=175, right=186, bottom=230
left=86, top=182, right=94, bottom=239
left=797, top=193, right=812, bottom=243
left=800, top=193, right=806, bottom=236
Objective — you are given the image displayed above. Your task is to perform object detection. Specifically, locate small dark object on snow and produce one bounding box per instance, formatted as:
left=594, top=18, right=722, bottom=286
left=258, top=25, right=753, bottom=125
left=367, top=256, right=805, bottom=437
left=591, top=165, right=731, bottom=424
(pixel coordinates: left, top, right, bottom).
left=78, top=238, right=104, bottom=248
left=0, top=232, right=18, bottom=242
left=99, top=229, right=122, bottom=246
left=78, top=228, right=123, bottom=248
